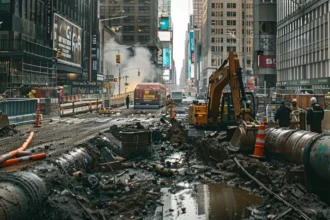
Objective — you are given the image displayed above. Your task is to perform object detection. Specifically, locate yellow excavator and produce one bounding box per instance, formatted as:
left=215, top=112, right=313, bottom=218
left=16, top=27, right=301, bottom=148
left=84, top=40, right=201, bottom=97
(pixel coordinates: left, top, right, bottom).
left=188, top=52, right=260, bottom=152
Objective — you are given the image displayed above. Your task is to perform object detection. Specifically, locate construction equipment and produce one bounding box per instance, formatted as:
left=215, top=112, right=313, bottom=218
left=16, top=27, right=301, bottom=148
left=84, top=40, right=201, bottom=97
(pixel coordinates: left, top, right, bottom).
left=0, top=112, right=9, bottom=129
left=188, top=52, right=260, bottom=151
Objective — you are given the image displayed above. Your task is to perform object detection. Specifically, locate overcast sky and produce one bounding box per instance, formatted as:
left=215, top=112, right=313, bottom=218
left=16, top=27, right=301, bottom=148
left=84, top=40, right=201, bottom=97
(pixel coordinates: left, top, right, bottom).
left=171, top=0, right=193, bottom=84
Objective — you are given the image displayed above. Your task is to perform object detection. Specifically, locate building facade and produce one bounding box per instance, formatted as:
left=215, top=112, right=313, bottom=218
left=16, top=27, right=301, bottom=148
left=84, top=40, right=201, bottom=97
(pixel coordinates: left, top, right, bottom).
left=253, top=0, right=277, bottom=88
left=277, top=0, right=330, bottom=91
left=193, top=0, right=203, bottom=95
left=99, top=0, right=160, bottom=67
left=0, top=0, right=97, bottom=96
left=200, top=0, right=254, bottom=94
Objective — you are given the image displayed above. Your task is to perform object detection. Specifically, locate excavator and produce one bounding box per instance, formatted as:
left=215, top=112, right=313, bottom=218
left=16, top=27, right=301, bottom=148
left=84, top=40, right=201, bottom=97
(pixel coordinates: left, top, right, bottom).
left=188, top=51, right=260, bottom=152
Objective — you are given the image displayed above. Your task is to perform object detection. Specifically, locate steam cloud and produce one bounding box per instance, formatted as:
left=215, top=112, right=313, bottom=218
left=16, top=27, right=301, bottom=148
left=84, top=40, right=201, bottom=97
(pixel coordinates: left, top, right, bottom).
left=103, top=39, right=158, bottom=94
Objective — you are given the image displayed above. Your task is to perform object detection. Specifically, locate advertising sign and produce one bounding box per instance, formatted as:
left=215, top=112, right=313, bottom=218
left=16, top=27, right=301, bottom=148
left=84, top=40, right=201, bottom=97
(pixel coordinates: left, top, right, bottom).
left=159, top=17, right=169, bottom=31
left=53, top=13, right=82, bottom=67
left=258, top=55, right=276, bottom=68
left=190, top=31, right=194, bottom=63
left=163, top=48, right=171, bottom=68
left=46, top=0, right=52, bottom=39
left=158, top=31, right=171, bottom=42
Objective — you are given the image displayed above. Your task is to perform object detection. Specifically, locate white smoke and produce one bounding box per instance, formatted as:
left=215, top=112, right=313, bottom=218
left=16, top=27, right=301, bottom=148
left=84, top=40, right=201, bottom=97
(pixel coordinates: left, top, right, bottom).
left=103, top=39, right=158, bottom=94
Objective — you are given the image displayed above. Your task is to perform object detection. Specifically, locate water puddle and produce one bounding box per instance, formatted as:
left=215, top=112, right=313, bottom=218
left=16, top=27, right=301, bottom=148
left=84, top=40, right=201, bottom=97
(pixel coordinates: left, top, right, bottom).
left=157, top=183, right=262, bottom=220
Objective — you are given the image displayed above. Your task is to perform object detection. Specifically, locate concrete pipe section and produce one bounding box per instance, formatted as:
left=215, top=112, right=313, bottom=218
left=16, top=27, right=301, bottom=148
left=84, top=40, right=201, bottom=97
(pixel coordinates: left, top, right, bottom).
left=265, top=128, right=330, bottom=182
left=0, top=146, right=98, bottom=219
left=0, top=172, right=47, bottom=220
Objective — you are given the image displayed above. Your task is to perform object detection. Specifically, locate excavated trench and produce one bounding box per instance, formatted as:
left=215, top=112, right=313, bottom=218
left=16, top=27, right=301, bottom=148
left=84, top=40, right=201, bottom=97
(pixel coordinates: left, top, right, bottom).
left=2, top=118, right=330, bottom=220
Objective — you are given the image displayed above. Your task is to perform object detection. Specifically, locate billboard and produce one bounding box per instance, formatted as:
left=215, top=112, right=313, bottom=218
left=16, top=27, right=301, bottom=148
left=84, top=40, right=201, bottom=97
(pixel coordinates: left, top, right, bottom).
left=159, top=17, right=169, bottom=31
left=163, top=48, right=171, bottom=68
left=258, top=55, right=276, bottom=68
left=190, top=31, right=194, bottom=63
left=158, top=31, right=171, bottom=42
left=53, top=13, right=82, bottom=67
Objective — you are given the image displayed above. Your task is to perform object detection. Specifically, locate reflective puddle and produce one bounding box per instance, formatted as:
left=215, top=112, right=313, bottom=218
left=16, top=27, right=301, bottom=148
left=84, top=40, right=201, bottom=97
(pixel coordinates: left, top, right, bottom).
left=156, top=183, right=262, bottom=220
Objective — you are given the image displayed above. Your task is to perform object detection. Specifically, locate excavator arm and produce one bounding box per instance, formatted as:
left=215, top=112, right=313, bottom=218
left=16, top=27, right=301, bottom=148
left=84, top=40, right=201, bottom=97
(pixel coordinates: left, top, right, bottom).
left=208, top=52, right=246, bottom=123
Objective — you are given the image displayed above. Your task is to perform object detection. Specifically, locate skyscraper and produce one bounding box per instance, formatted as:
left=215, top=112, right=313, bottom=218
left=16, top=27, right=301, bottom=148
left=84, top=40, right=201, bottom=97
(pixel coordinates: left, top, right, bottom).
left=200, top=0, right=254, bottom=94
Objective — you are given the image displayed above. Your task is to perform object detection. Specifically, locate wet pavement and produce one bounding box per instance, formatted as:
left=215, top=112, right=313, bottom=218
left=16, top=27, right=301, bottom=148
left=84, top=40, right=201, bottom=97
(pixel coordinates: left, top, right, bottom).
left=159, top=183, right=262, bottom=220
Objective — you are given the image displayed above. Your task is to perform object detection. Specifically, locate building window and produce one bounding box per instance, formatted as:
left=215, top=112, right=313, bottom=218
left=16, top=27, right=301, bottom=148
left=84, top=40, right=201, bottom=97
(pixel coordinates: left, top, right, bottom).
left=138, top=36, right=150, bottom=43
left=138, top=16, right=149, bottom=23
left=123, top=16, right=135, bottom=23
left=138, top=26, right=150, bottom=33
left=124, top=0, right=135, bottom=3
left=227, top=12, right=236, bottom=17
left=211, top=20, right=215, bottom=25
left=139, top=6, right=150, bottom=13
left=123, top=26, right=135, bottom=33
left=123, top=6, right=134, bottom=12
left=227, top=20, right=236, bottom=26
left=227, top=3, right=236, bottom=8
left=227, top=46, right=236, bottom=52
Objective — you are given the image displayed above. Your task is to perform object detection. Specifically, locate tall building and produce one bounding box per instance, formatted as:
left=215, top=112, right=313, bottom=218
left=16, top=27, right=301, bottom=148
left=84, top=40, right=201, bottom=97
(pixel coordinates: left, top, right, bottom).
left=277, top=0, right=330, bottom=92
left=99, top=0, right=160, bottom=67
left=253, top=0, right=277, bottom=88
left=200, top=0, right=254, bottom=94
left=193, top=0, right=203, bottom=94
left=0, top=0, right=94, bottom=96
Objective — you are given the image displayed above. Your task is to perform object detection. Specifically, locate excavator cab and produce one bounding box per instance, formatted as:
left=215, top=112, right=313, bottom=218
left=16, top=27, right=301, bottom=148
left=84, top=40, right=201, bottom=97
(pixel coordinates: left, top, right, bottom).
left=220, top=92, right=255, bottom=126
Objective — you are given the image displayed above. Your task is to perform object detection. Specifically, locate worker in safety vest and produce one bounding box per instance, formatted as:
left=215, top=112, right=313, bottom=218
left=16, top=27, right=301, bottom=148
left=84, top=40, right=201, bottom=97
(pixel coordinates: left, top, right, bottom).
left=28, top=90, right=36, bottom=98
left=306, top=97, right=324, bottom=133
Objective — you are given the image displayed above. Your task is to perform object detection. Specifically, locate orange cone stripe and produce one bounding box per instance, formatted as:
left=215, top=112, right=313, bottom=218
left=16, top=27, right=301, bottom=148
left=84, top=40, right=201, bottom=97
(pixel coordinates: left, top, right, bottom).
left=0, top=153, right=46, bottom=168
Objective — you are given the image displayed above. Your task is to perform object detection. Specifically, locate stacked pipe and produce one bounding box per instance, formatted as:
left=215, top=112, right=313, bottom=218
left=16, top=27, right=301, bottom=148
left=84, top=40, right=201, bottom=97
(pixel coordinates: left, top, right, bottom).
left=265, top=128, right=330, bottom=182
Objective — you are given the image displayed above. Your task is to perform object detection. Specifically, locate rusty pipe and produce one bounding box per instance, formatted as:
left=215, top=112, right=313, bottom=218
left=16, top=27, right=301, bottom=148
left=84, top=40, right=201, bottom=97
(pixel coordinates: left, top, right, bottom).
left=0, top=171, right=47, bottom=220
left=265, top=128, right=330, bottom=182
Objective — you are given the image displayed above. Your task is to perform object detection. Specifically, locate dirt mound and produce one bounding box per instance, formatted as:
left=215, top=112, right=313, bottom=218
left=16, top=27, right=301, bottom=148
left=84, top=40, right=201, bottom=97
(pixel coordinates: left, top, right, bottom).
left=0, top=125, right=18, bottom=138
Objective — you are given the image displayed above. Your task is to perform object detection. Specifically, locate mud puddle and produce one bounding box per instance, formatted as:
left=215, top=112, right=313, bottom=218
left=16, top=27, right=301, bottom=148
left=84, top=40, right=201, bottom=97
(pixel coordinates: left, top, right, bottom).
left=157, top=183, right=262, bottom=220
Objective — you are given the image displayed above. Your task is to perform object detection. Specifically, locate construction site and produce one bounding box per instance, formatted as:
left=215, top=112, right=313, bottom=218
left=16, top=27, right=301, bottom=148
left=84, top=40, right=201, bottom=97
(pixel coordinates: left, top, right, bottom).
left=1, top=52, right=330, bottom=220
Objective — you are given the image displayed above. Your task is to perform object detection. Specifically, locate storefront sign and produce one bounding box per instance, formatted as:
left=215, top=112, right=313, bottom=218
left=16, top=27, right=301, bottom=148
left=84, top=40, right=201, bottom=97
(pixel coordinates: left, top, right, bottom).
left=258, top=55, right=276, bottom=68
left=53, top=13, right=82, bottom=67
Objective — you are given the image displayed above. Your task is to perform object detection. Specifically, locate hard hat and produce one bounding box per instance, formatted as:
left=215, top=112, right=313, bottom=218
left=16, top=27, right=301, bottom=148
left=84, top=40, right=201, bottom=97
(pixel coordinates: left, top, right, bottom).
left=292, top=98, right=297, bottom=103
left=310, top=97, right=317, bottom=104
left=281, top=99, right=285, bottom=104
left=247, top=100, right=251, bottom=104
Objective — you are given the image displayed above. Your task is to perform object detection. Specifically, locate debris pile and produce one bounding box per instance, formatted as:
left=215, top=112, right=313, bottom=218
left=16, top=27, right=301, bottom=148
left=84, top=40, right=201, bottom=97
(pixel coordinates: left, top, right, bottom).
left=0, top=125, right=18, bottom=137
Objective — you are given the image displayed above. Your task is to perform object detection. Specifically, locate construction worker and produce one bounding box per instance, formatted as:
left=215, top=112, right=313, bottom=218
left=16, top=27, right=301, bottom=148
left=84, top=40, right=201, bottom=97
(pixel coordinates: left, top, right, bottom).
left=274, top=99, right=292, bottom=127
left=28, top=90, right=36, bottom=98
left=290, top=98, right=299, bottom=111
left=307, top=97, right=324, bottom=133
left=126, top=95, right=130, bottom=109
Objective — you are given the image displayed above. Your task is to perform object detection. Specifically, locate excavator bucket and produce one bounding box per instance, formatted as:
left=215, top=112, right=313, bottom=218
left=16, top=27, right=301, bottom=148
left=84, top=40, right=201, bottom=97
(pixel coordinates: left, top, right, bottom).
left=0, top=113, right=9, bottom=129
left=227, top=121, right=260, bottom=153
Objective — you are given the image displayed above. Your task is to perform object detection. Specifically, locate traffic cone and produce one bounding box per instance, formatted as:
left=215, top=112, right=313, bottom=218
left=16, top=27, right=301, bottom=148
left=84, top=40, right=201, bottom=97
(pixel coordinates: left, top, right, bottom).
left=34, top=103, right=42, bottom=127
left=171, top=104, right=176, bottom=119
left=251, top=117, right=266, bottom=158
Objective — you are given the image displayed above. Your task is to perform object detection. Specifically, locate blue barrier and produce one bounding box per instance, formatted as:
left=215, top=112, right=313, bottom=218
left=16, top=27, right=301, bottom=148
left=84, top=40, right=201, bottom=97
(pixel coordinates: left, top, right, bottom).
left=0, top=98, right=37, bottom=117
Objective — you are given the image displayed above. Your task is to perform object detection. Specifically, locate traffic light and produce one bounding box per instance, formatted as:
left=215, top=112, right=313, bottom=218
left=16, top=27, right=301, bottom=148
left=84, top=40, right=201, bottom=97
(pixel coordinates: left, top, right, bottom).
left=138, top=71, right=141, bottom=77
left=56, top=49, right=62, bottom=59
left=116, top=54, right=120, bottom=63
left=114, top=78, right=118, bottom=82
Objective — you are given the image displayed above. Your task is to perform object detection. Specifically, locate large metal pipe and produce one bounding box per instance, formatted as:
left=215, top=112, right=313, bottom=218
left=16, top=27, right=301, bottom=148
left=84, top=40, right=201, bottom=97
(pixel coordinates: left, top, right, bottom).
left=0, top=172, right=47, bottom=220
left=0, top=145, right=99, bottom=220
left=265, top=128, right=330, bottom=182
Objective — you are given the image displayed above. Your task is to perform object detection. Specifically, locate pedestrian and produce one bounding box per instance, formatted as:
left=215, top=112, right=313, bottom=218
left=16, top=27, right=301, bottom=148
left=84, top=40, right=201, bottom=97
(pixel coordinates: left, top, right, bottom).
left=290, top=98, right=299, bottom=111
left=274, top=99, right=292, bottom=127
left=307, top=97, right=324, bottom=133
left=126, top=95, right=130, bottom=109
